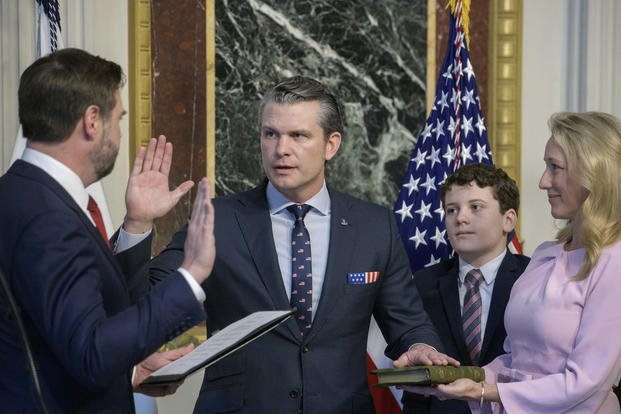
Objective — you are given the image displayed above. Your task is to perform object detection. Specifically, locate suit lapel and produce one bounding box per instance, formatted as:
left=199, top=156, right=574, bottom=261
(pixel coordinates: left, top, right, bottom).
left=438, top=259, right=471, bottom=362
left=306, top=191, right=355, bottom=342
left=481, top=253, right=518, bottom=359
left=11, top=161, right=120, bottom=270
left=233, top=186, right=301, bottom=340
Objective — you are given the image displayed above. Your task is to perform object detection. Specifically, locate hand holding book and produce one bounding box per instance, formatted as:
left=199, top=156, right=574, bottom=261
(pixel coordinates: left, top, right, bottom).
left=375, top=367, right=501, bottom=406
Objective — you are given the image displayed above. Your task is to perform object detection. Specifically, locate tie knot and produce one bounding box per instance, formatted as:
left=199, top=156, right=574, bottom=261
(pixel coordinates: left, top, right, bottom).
left=465, top=269, right=483, bottom=287
left=87, top=195, right=99, bottom=213
left=287, top=204, right=312, bottom=221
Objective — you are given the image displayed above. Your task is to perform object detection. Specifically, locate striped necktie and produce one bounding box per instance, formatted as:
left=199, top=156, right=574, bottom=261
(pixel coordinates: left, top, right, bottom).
left=463, top=268, right=484, bottom=364
left=287, top=204, right=313, bottom=336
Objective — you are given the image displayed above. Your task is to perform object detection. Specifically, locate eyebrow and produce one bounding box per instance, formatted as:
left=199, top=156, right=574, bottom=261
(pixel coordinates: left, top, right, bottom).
left=445, top=198, right=489, bottom=206
left=289, top=129, right=312, bottom=136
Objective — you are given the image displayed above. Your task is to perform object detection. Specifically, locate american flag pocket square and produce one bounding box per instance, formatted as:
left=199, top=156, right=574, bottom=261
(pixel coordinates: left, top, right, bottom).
left=347, top=271, right=380, bottom=285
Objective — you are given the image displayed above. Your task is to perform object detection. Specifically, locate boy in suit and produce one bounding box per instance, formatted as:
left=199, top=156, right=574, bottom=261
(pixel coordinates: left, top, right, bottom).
left=143, top=76, right=458, bottom=414
left=402, top=163, right=530, bottom=414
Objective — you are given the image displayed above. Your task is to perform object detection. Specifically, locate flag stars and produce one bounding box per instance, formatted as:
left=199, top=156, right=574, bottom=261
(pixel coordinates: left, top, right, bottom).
left=475, top=115, right=486, bottom=136
left=434, top=204, right=445, bottom=222
left=447, top=117, right=457, bottom=137
left=414, top=200, right=433, bottom=223
left=443, top=144, right=456, bottom=166
left=402, top=175, right=420, bottom=196
left=409, top=227, right=428, bottom=248
left=427, top=146, right=441, bottom=168
left=463, top=59, right=475, bottom=81
left=412, top=149, right=428, bottom=170
left=461, top=89, right=476, bottom=111
left=460, top=144, right=473, bottom=164
left=439, top=172, right=448, bottom=186
left=395, top=201, right=414, bottom=223
left=420, top=123, right=433, bottom=143
left=419, top=173, right=437, bottom=196
left=462, top=115, right=474, bottom=137
left=430, top=226, right=447, bottom=248
left=437, top=91, right=450, bottom=113
left=433, top=119, right=445, bottom=141
left=442, top=63, right=453, bottom=82
left=426, top=254, right=442, bottom=267
left=475, top=142, right=490, bottom=162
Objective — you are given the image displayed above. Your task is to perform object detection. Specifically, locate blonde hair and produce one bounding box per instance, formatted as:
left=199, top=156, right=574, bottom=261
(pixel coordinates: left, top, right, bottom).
left=548, top=112, right=621, bottom=280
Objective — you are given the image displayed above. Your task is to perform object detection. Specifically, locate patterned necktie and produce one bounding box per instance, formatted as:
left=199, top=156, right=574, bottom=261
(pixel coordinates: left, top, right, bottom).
left=287, top=204, right=313, bottom=336
left=463, top=268, right=484, bottom=364
left=87, top=196, right=110, bottom=249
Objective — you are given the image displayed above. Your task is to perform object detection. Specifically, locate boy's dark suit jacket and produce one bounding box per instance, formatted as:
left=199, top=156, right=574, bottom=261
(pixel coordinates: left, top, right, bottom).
left=403, top=252, right=530, bottom=414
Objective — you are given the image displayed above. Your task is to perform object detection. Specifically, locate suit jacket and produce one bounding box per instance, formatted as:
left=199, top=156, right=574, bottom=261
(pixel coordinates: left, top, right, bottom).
left=0, top=160, right=205, bottom=413
left=402, top=252, right=530, bottom=414
left=145, top=183, right=443, bottom=414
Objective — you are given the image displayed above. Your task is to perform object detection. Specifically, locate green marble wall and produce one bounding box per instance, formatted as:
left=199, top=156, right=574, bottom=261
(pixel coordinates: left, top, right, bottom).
left=215, top=0, right=427, bottom=207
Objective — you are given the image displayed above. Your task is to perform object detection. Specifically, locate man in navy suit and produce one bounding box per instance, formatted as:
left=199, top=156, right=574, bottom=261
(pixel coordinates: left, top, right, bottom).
left=0, top=48, right=216, bottom=413
left=402, top=163, right=530, bottom=414
left=143, top=76, right=458, bottom=414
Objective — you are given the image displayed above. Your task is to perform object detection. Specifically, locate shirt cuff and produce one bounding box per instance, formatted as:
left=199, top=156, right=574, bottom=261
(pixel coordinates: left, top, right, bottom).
left=115, top=227, right=151, bottom=253
left=178, top=267, right=206, bottom=303
left=131, top=365, right=137, bottom=387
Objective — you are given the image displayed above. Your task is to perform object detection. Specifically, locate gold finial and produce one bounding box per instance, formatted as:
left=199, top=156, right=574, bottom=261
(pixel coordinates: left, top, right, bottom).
left=447, top=0, right=471, bottom=47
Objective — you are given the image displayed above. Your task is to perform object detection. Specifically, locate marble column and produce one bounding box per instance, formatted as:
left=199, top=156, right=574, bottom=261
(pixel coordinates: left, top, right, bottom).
left=151, top=0, right=206, bottom=253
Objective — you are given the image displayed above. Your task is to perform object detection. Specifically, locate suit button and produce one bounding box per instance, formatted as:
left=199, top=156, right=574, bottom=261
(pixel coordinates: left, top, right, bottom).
left=289, top=389, right=300, bottom=399
left=302, top=345, right=309, bottom=353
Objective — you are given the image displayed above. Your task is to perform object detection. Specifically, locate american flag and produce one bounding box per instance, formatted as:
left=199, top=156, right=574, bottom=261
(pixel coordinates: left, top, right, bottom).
left=348, top=271, right=380, bottom=285
left=393, top=6, right=497, bottom=271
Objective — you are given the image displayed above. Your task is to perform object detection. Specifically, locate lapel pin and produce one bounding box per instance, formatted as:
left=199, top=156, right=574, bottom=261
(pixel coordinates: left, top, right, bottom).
left=340, top=218, right=349, bottom=226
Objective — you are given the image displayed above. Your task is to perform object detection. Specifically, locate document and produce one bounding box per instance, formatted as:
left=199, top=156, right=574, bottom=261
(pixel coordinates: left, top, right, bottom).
left=143, top=310, right=293, bottom=385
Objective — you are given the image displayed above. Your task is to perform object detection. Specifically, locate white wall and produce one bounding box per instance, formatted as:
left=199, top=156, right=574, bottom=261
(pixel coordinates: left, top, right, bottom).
left=520, top=0, right=568, bottom=254
left=520, top=0, right=621, bottom=255
left=68, top=0, right=130, bottom=228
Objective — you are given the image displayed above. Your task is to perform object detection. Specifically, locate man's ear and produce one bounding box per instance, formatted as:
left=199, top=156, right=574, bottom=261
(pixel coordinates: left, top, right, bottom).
left=502, top=208, right=518, bottom=234
left=325, top=131, right=341, bottom=161
left=82, top=105, right=101, bottom=140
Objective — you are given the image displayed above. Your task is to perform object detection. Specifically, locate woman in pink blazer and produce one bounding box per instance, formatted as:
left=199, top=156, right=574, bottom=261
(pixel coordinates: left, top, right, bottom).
left=406, top=111, right=621, bottom=413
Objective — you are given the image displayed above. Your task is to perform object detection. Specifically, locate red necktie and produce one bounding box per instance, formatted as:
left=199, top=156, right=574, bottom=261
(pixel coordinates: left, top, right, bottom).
left=87, top=196, right=110, bottom=249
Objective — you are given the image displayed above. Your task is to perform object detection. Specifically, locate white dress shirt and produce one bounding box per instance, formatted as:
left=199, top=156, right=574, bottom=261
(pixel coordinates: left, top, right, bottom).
left=267, top=181, right=331, bottom=321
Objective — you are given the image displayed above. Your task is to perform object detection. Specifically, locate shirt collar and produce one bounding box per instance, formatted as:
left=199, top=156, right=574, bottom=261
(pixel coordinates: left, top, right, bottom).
left=21, top=147, right=90, bottom=211
left=458, top=248, right=507, bottom=285
left=266, top=181, right=330, bottom=216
